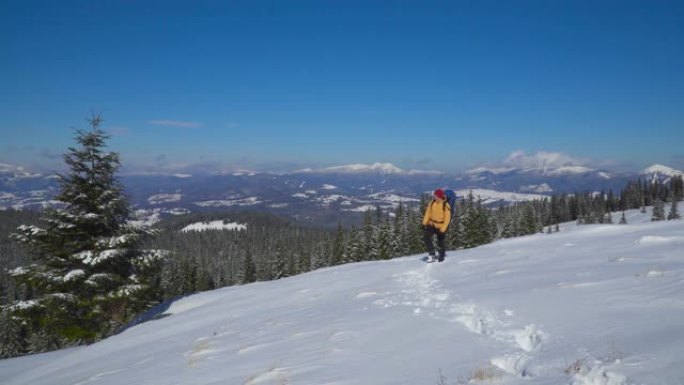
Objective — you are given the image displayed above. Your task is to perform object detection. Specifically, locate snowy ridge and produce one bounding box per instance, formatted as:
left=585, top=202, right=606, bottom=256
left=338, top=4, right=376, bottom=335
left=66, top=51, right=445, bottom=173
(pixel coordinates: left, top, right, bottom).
left=2, top=207, right=683, bottom=385
left=180, top=220, right=247, bottom=232
left=298, top=162, right=440, bottom=175
left=640, top=164, right=683, bottom=178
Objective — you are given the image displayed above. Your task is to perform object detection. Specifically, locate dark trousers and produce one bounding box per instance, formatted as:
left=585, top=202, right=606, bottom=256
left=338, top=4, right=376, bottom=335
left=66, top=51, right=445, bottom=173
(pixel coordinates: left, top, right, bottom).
left=423, top=225, right=446, bottom=258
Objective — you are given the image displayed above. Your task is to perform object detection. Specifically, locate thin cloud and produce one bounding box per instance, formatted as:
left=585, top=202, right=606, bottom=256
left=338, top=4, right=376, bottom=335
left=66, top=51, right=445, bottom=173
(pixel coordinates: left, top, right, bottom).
left=149, top=120, right=203, bottom=129
left=502, top=150, right=589, bottom=170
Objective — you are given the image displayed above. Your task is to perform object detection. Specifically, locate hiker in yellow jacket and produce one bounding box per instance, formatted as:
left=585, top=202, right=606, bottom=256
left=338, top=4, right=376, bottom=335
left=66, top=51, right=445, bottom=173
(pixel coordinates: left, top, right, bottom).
left=422, top=189, right=451, bottom=262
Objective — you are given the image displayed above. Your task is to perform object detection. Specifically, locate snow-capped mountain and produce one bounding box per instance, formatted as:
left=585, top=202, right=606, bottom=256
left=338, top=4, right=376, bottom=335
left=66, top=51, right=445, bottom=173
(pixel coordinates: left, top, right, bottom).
left=640, top=164, right=684, bottom=183
left=464, top=151, right=615, bottom=187
left=463, top=165, right=619, bottom=195
left=3, top=208, right=683, bottom=385
left=299, top=162, right=442, bottom=176
left=0, top=161, right=677, bottom=226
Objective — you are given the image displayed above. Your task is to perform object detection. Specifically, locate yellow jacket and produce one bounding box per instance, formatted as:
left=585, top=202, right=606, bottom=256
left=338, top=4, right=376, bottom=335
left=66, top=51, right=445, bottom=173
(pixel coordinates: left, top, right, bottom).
left=422, top=199, right=451, bottom=233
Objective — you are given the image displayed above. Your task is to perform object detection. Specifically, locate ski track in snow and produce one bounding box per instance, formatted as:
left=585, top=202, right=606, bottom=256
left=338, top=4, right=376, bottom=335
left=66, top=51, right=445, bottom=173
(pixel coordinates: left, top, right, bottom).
left=373, top=260, right=628, bottom=384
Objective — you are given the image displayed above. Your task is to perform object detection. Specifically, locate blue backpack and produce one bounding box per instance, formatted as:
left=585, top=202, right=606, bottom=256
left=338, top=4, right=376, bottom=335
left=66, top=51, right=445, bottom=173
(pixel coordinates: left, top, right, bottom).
left=444, top=189, right=457, bottom=218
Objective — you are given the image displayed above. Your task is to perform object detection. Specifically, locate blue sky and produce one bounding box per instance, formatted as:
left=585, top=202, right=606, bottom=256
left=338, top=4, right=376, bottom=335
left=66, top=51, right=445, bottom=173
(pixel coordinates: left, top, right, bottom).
left=1, top=0, right=683, bottom=174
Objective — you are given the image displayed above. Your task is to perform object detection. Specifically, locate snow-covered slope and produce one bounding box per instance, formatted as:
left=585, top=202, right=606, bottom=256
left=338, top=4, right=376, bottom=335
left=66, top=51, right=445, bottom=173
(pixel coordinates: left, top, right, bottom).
left=2, top=209, right=684, bottom=385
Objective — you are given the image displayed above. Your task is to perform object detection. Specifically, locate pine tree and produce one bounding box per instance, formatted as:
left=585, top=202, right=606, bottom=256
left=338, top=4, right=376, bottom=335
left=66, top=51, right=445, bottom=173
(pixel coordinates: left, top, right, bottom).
left=242, top=249, right=257, bottom=284
left=604, top=211, right=613, bottom=224
left=667, top=195, right=680, bottom=220
left=331, top=224, right=346, bottom=265
left=376, top=221, right=392, bottom=260
left=461, top=194, right=493, bottom=248
left=652, top=199, right=666, bottom=221
left=520, top=204, right=538, bottom=235
left=347, top=226, right=362, bottom=263
left=8, top=115, right=164, bottom=345
left=619, top=212, right=627, bottom=224
left=0, top=310, right=25, bottom=358
left=362, top=210, right=375, bottom=259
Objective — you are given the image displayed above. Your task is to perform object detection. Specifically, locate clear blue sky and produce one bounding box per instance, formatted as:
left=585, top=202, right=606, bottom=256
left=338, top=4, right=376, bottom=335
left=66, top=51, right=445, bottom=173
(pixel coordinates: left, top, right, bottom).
left=2, top=0, right=683, bottom=174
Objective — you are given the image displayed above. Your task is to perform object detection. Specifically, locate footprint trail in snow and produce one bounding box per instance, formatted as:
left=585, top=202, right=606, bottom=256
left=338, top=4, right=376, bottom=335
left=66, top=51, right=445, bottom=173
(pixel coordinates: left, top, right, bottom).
left=374, top=262, right=550, bottom=379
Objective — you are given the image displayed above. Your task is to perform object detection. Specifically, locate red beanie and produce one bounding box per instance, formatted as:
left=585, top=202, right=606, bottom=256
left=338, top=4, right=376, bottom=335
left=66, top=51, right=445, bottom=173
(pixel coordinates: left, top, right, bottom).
left=434, top=189, right=445, bottom=200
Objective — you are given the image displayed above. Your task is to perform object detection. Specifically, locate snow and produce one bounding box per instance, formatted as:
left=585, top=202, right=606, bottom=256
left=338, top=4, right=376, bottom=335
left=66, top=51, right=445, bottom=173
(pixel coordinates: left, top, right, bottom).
left=466, top=166, right=517, bottom=175
left=345, top=204, right=378, bottom=212
left=0, top=192, right=18, bottom=200
left=640, top=164, right=683, bottom=177
left=180, top=220, right=247, bottom=232
left=72, top=249, right=124, bottom=266
left=455, top=188, right=548, bottom=203
left=147, top=193, right=182, bottom=204
left=319, top=162, right=404, bottom=174
left=544, top=166, right=595, bottom=175
left=97, top=235, right=133, bottom=249
left=193, top=197, right=261, bottom=208
left=129, top=208, right=190, bottom=228
left=367, top=192, right=420, bottom=203
left=63, top=269, right=85, bottom=282
left=2, top=208, right=684, bottom=385
left=519, top=183, right=554, bottom=193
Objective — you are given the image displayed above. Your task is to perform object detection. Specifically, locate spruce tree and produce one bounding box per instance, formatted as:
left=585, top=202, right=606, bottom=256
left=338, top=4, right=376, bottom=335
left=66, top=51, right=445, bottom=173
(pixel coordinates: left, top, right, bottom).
left=652, top=199, right=666, bottom=221
left=376, top=221, right=392, bottom=260
left=242, top=249, right=256, bottom=284
left=8, top=115, right=164, bottom=346
left=0, top=310, right=25, bottom=358
left=667, top=195, right=680, bottom=220
left=331, top=224, right=346, bottom=265
left=619, top=212, right=627, bottom=224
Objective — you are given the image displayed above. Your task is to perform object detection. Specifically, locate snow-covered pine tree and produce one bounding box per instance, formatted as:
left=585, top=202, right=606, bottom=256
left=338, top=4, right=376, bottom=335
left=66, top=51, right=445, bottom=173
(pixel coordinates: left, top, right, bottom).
left=347, top=226, right=363, bottom=263
left=0, top=310, right=25, bottom=358
left=7, top=115, right=165, bottom=347
left=376, top=220, right=392, bottom=260
left=652, top=199, right=666, bottom=221
left=619, top=212, right=627, bottom=224
left=667, top=195, right=680, bottom=220
left=604, top=211, right=613, bottom=224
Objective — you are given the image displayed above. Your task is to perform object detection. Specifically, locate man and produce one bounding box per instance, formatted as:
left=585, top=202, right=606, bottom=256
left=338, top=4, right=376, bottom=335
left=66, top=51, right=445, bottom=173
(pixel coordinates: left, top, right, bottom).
left=422, top=189, right=451, bottom=262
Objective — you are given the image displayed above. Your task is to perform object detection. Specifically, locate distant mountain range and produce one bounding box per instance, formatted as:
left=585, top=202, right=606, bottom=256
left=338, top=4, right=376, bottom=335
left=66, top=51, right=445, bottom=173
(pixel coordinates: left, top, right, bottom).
left=1, top=162, right=682, bottom=226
